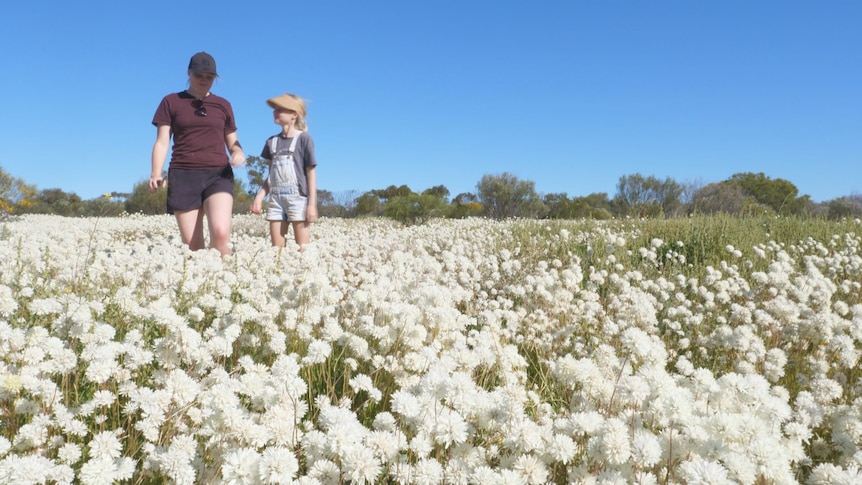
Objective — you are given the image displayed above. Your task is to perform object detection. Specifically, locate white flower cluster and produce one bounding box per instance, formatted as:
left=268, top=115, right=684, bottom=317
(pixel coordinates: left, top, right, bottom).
left=0, top=214, right=860, bottom=484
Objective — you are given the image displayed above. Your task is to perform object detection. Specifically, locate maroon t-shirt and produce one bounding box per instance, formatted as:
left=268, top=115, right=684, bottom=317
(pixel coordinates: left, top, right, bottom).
left=151, top=91, right=238, bottom=169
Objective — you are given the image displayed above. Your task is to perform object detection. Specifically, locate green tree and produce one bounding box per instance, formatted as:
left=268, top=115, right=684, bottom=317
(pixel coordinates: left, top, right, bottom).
left=353, top=192, right=382, bottom=217
left=22, top=188, right=82, bottom=216
left=125, top=180, right=166, bottom=215
left=476, top=172, right=546, bottom=219
left=79, top=196, right=126, bottom=217
left=0, top=166, right=37, bottom=216
left=613, top=173, right=683, bottom=218
left=373, top=185, right=413, bottom=201
left=245, top=155, right=269, bottom=196
left=422, top=185, right=450, bottom=201
left=383, top=193, right=448, bottom=225
left=690, top=182, right=748, bottom=215
left=449, top=192, right=482, bottom=219
left=728, top=172, right=809, bottom=215
left=232, top=179, right=252, bottom=214
left=827, top=195, right=862, bottom=220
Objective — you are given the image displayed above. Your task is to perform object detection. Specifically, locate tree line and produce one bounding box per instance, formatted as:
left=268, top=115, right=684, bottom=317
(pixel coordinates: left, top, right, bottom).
left=2, top=162, right=861, bottom=223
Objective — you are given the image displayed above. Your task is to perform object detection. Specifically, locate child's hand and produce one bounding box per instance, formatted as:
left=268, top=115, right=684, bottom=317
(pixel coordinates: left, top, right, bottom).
left=306, top=204, right=318, bottom=223
left=251, top=198, right=263, bottom=214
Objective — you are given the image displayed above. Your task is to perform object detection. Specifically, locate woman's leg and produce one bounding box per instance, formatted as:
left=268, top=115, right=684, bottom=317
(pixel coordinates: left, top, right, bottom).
left=174, top=208, right=206, bottom=251
left=203, top=192, right=234, bottom=256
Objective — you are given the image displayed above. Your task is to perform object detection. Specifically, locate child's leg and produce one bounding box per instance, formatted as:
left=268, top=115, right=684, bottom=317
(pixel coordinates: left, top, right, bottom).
left=292, top=221, right=311, bottom=250
left=269, top=221, right=290, bottom=247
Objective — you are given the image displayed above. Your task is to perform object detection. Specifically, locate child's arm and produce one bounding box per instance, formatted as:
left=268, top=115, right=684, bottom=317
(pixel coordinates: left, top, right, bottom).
left=305, top=166, right=317, bottom=222
left=251, top=162, right=271, bottom=214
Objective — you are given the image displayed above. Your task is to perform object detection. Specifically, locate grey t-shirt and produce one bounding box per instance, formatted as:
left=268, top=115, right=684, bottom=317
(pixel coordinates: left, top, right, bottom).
left=260, top=131, right=317, bottom=196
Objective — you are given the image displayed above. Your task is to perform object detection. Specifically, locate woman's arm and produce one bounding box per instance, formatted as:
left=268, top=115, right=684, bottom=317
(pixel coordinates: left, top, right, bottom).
left=225, top=132, right=246, bottom=167
left=149, top=125, right=171, bottom=193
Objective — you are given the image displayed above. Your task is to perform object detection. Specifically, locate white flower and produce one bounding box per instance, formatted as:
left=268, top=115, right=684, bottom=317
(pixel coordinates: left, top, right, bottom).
left=349, top=374, right=382, bottom=402
left=303, top=339, right=332, bottom=365
left=79, top=456, right=118, bottom=485
left=0, top=454, right=54, bottom=484
left=307, top=458, right=340, bottom=484
left=631, top=429, right=662, bottom=468
left=679, top=458, right=734, bottom=485
left=259, top=447, right=299, bottom=484
left=58, top=442, right=82, bottom=464
left=513, top=454, right=548, bottom=485
left=589, top=418, right=630, bottom=465
left=221, top=447, right=261, bottom=484
left=391, top=389, right=422, bottom=420
left=89, top=430, right=122, bottom=460
left=341, top=446, right=380, bottom=484
left=432, top=407, right=469, bottom=447
left=413, top=457, right=444, bottom=485
left=546, top=433, right=577, bottom=464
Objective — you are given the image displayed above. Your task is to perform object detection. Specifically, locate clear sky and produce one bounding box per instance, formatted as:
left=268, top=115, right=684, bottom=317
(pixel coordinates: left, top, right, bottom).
left=1, top=0, right=859, bottom=203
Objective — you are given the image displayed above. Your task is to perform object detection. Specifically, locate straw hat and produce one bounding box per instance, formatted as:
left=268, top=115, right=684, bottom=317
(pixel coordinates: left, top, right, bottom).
left=266, top=94, right=306, bottom=118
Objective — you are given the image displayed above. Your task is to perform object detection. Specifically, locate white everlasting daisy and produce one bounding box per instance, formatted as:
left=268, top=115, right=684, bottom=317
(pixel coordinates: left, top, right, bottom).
left=58, top=442, right=82, bottom=464
left=258, top=446, right=299, bottom=484
left=413, top=457, right=444, bottom=485
left=0, top=454, right=53, bottom=484
left=546, top=433, right=578, bottom=464
left=513, top=453, right=549, bottom=485
left=303, top=339, right=332, bottom=365
left=365, top=430, right=403, bottom=462
left=342, top=446, right=381, bottom=484
left=88, top=430, right=123, bottom=460
left=432, top=407, right=469, bottom=447
left=307, top=458, right=340, bottom=485
left=679, top=458, right=734, bottom=485
left=221, top=447, right=261, bottom=484
left=78, top=456, right=118, bottom=485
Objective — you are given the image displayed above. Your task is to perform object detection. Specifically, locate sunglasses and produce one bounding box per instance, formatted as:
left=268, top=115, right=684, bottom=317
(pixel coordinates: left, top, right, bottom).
left=191, top=98, right=207, bottom=117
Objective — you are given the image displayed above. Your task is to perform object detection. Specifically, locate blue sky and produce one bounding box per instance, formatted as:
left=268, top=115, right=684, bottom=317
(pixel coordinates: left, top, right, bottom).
left=1, top=0, right=859, bottom=203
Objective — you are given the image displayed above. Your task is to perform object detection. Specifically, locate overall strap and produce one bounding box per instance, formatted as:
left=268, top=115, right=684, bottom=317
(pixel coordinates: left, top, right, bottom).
left=288, top=131, right=303, bottom=154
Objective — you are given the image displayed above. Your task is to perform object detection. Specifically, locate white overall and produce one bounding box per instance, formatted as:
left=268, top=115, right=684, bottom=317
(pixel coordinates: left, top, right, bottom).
left=266, top=132, right=307, bottom=221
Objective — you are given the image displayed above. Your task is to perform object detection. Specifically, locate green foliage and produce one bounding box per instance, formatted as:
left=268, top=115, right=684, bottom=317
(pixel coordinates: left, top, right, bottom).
left=20, top=188, right=82, bottom=216
left=827, top=195, right=862, bottom=220
left=0, top=165, right=37, bottom=216
left=382, top=192, right=448, bottom=225
left=125, top=180, right=167, bottom=215
left=613, top=173, right=684, bottom=217
left=477, top=172, right=547, bottom=219
left=232, top=179, right=252, bottom=214
left=728, top=172, right=809, bottom=215
left=353, top=192, right=382, bottom=217
left=244, top=155, right=269, bottom=196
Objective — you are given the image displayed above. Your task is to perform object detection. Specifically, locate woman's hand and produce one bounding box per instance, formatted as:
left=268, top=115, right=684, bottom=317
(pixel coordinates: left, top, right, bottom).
left=230, top=151, right=246, bottom=167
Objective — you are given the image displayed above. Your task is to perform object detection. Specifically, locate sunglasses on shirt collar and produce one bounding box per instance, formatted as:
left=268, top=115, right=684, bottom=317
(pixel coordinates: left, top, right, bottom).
left=191, top=98, right=207, bottom=117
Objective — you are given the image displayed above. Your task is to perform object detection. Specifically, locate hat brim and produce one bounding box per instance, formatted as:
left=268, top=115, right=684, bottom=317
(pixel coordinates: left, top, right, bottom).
left=267, top=96, right=303, bottom=113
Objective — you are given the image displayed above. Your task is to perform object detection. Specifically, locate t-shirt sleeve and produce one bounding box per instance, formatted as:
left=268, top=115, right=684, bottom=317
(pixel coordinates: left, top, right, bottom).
left=152, top=96, right=173, bottom=127
left=301, top=133, right=317, bottom=168
left=223, top=100, right=237, bottom=135
left=260, top=137, right=272, bottom=160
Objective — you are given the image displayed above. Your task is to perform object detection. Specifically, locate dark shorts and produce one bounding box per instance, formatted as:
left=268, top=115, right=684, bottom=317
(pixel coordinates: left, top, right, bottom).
left=166, top=165, right=234, bottom=213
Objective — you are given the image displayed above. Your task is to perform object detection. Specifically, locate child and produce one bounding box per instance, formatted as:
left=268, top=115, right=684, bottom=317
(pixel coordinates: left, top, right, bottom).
left=251, top=93, right=318, bottom=250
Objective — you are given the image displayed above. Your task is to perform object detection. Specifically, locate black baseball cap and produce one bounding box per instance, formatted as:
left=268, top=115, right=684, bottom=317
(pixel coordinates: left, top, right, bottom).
left=188, top=52, right=217, bottom=75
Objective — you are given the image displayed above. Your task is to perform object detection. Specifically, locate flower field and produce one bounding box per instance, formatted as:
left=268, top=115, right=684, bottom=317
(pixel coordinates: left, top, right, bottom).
left=0, top=214, right=860, bottom=484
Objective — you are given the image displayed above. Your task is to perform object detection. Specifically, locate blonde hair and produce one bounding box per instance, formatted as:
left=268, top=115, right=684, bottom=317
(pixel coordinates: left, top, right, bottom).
left=286, top=93, right=308, bottom=131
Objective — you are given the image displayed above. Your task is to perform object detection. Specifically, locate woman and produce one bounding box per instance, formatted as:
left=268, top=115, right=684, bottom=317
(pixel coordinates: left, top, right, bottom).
left=149, top=52, right=245, bottom=256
